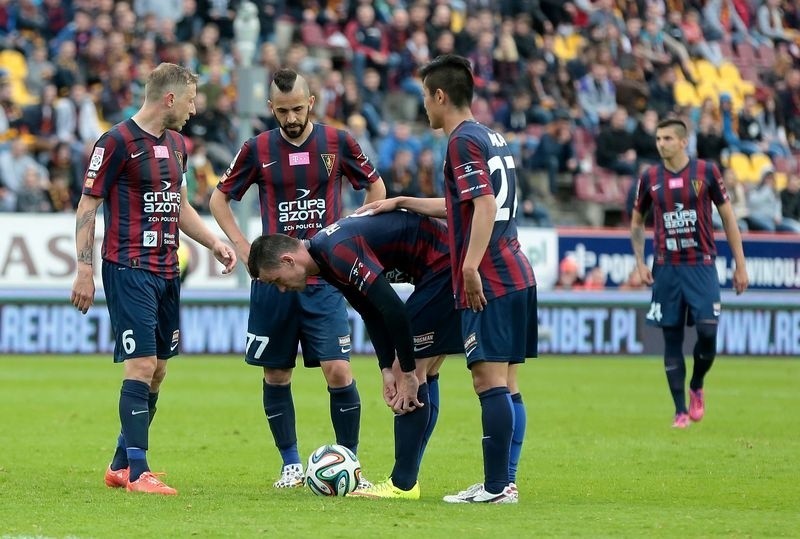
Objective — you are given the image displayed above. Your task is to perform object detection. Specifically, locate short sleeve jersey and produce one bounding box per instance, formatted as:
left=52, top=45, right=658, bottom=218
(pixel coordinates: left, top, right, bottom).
left=633, top=158, right=728, bottom=265
left=443, top=120, right=536, bottom=308
left=216, top=124, right=380, bottom=239
left=82, top=119, right=188, bottom=278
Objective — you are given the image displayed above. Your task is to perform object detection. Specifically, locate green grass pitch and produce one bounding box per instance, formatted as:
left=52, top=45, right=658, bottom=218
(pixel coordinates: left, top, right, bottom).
left=1, top=355, right=798, bottom=538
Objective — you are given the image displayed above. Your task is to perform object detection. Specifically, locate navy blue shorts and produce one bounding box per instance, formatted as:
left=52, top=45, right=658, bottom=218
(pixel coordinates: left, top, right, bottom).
left=246, top=280, right=351, bottom=368
left=406, top=270, right=463, bottom=358
left=647, top=264, right=721, bottom=328
left=461, top=286, right=538, bottom=368
left=102, top=261, right=181, bottom=363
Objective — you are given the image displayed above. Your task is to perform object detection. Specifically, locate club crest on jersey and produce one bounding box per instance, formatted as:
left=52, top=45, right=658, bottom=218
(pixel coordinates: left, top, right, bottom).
left=692, top=179, right=703, bottom=195
left=321, top=153, right=336, bottom=176
left=174, top=151, right=184, bottom=170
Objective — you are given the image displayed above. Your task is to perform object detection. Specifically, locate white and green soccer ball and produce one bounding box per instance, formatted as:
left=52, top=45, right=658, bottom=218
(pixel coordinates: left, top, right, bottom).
left=305, top=444, right=362, bottom=496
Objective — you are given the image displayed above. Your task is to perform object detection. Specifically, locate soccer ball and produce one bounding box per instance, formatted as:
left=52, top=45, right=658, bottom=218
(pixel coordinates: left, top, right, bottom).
left=305, top=444, right=362, bottom=496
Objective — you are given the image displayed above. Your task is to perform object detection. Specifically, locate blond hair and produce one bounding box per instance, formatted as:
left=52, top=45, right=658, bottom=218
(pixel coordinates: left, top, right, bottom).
left=145, top=63, right=198, bottom=102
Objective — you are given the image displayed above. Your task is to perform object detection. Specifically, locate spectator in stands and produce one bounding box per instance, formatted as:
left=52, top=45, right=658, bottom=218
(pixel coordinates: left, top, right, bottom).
left=696, top=112, right=728, bottom=166
left=21, top=83, right=59, bottom=156
left=385, top=148, right=418, bottom=198
left=555, top=256, right=585, bottom=290
left=0, top=138, right=49, bottom=196
left=647, top=66, right=677, bottom=118
left=24, top=43, right=54, bottom=98
left=15, top=165, right=51, bottom=213
left=596, top=107, right=637, bottom=176
left=46, top=141, right=81, bottom=208
left=746, top=168, right=800, bottom=232
left=528, top=109, right=578, bottom=199
left=757, top=0, right=799, bottom=48
left=757, top=93, right=792, bottom=158
left=712, top=168, right=749, bottom=231
left=721, top=92, right=758, bottom=155
left=633, top=109, right=661, bottom=167
left=0, top=177, right=17, bottom=212
left=345, top=3, right=390, bottom=91
left=779, top=173, right=800, bottom=228
left=738, top=94, right=768, bottom=154
left=378, top=121, right=421, bottom=172
left=679, top=9, right=724, bottom=67
left=582, top=266, right=607, bottom=290
left=576, top=62, right=616, bottom=130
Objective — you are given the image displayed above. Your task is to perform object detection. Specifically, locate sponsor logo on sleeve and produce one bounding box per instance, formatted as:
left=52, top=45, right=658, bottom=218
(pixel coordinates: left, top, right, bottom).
left=89, top=147, right=105, bottom=171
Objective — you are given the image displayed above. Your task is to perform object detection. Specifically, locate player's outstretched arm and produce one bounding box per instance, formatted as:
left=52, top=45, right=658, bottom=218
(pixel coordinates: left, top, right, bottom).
left=209, top=188, right=251, bottom=268
left=179, top=188, right=236, bottom=274
left=356, top=196, right=447, bottom=218
left=717, top=201, right=749, bottom=295
left=71, top=194, right=103, bottom=314
left=630, top=209, right=654, bottom=286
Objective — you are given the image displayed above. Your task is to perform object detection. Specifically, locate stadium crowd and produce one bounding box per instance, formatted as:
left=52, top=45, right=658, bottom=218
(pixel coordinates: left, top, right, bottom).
left=2, top=0, right=800, bottom=231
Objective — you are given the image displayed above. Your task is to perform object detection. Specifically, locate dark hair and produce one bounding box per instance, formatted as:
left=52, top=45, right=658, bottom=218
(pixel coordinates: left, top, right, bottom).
left=656, top=118, right=687, bottom=138
left=247, top=233, right=300, bottom=278
left=418, top=54, right=474, bottom=108
left=270, top=68, right=309, bottom=98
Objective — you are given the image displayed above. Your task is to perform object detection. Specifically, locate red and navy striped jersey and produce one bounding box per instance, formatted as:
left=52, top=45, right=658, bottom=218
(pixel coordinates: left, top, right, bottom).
left=217, top=124, right=380, bottom=239
left=443, top=120, right=536, bottom=308
left=82, top=119, right=188, bottom=278
left=308, top=210, right=450, bottom=295
left=633, top=158, right=728, bottom=265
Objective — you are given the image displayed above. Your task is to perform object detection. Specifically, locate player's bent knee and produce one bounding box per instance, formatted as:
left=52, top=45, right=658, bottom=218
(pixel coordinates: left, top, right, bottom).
left=321, top=359, right=353, bottom=388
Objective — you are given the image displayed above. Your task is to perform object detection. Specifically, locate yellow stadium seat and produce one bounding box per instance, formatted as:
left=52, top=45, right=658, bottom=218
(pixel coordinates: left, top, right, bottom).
left=775, top=171, right=788, bottom=191
left=674, top=80, right=701, bottom=107
left=749, top=153, right=774, bottom=180
left=729, top=152, right=756, bottom=183
left=0, top=49, right=27, bottom=79
left=694, top=59, right=719, bottom=84
left=695, top=82, right=720, bottom=103
left=718, top=61, right=742, bottom=83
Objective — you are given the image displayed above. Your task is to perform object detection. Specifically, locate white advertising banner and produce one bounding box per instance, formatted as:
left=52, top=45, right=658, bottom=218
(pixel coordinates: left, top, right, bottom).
left=0, top=214, right=559, bottom=290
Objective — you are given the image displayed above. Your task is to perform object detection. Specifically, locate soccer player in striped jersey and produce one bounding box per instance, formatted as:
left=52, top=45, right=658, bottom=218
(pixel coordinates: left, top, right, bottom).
left=631, top=118, right=748, bottom=429
left=209, top=68, right=386, bottom=489
left=248, top=209, right=463, bottom=499
left=359, top=55, right=537, bottom=504
left=71, top=63, right=237, bottom=495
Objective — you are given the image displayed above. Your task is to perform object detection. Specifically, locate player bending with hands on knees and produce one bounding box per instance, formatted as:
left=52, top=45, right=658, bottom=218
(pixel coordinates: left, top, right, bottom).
left=630, top=117, right=748, bottom=429
left=71, top=63, right=236, bottom=495
left=358, top=55, right=537, bottom=504
left=248, top=208, right=463, bottom=500
left=209, top=68, right=386, bottom=489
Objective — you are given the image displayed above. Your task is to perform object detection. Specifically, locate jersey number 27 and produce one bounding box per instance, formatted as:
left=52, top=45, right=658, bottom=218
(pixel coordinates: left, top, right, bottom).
left=488, top=155, right=518, bottom=222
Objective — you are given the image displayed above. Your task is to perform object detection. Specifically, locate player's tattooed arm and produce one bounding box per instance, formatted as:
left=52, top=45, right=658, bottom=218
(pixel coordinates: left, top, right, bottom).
left=76, top=209, right=96, bottom=265
left=74, top=195, right=103, bottom=267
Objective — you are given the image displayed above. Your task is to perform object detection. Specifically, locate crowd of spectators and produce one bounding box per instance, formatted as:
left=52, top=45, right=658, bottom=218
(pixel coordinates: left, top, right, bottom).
left=2, top=0, right=800, bottom=233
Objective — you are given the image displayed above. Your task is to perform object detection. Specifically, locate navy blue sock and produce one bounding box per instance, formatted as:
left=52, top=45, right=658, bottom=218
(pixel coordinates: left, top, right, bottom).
left=663, top=327, right=687, bottom=414
left=391, top=383, right=429, bottom=490
left=329, top=381, right=361, bottom=455
left=418, top=374, right=440, bottom=467
left=119, top=379, right=151, bottom=481
left=263, top=381, right=300, bottom=465
left=148, top=392, right=159, bottom=425
left=509, top=393, right=526, bottom=484
left=111, top=391, right=158, bottom=471
left=479, top=386, right=513, bottom=494
left=690, top=323, right=717, bottom=390
left=111, top=434, right=127, bottom=471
